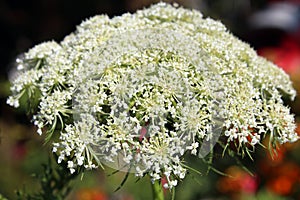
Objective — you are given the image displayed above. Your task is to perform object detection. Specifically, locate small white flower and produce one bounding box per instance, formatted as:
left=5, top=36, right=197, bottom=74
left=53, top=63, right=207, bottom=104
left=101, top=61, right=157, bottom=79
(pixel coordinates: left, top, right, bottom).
left=52, top=146, right=58, bottom=153
left=170, top=180, right=178, bottom=187
left=6, top=96, right=19, bottom=108
left=163, top=183, right=169, bottom=189
left=186, top=142, right=199, bottom=155
left=70, top=168, right=75, bottom=174
left=37, top=128, right=43, bottom=135
left=67, top=161, right=74, bottom=168
left=76, top=155, right=84, bottom=166
left=250, top=133, right=260, bottom=146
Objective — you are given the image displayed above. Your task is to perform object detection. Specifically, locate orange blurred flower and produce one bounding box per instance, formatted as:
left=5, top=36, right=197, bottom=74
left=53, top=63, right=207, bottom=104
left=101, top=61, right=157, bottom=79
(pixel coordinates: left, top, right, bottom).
left=262, top=162, right=300, bottom=196
left=267, top=175, right=293, bottom=196
left=75, top=188, right=108, bottom=200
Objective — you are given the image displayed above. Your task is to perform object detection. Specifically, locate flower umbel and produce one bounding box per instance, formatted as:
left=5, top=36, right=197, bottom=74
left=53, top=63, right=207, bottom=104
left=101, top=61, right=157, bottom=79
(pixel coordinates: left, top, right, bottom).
left=7, top=3, right=298, bottom=189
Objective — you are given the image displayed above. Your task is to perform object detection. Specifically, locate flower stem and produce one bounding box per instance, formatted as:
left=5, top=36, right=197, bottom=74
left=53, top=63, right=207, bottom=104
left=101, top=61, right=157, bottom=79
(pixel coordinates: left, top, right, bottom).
left=152, top=180, right=164, bottom=200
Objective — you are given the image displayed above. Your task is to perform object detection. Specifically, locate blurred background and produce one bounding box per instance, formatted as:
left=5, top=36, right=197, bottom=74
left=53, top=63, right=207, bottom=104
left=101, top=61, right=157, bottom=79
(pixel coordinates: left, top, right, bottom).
left=0, top=0, right=300, bottom=199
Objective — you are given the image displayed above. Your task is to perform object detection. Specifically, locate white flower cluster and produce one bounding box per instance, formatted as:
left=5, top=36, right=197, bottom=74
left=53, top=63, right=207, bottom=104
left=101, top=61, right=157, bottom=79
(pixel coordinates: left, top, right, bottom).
left=7, top=3, right=298, bottom=188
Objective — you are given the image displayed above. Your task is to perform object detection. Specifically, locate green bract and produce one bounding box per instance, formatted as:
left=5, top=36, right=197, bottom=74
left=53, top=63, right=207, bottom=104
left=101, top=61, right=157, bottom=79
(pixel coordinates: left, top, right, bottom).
left=7, top=3, right=298, bottom=189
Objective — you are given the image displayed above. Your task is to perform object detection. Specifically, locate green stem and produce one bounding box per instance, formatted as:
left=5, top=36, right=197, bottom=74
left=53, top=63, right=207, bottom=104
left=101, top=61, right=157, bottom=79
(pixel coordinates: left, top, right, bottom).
left=152, top=180, right=164, bottom=200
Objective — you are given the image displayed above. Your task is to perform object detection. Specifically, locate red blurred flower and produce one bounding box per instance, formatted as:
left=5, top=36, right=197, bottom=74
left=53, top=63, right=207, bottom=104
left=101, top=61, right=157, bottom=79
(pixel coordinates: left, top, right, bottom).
left=218, top=166, right=258, bottom=195
left=258, top=38, right=300, bottom=74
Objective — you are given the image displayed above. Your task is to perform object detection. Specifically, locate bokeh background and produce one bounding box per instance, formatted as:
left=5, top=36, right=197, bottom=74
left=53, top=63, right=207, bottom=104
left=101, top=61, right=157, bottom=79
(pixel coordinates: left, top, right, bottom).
left=1, top=0, right=300, bottom=199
